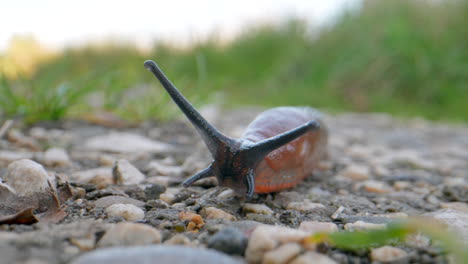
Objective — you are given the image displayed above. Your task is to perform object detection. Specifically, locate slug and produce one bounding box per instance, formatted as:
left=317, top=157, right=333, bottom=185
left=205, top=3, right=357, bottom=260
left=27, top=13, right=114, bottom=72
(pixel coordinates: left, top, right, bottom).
left=144, top=60, right=328, bottom=198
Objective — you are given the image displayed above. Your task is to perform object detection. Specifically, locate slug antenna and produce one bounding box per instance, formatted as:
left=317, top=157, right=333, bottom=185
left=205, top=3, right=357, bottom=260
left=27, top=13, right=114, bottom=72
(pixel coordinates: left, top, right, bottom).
left=144, top=60, right=233, bottom=156
left=182, top=164, right=213, bottom=187
left=247, top=121, right=320, bottom=165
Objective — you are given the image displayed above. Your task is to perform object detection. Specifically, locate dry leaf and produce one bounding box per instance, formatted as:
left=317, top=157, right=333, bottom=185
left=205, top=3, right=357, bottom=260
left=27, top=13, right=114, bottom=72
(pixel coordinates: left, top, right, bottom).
left=0, top=183, right=73, bottom=225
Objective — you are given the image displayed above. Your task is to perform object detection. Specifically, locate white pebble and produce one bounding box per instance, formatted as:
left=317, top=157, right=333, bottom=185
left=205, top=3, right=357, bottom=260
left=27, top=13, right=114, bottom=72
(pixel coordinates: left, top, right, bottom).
left=341, top=164, right=370, bottom=181
left=298, top=221, right=338, bottom=234
left=3, top=159, right=50, bottom=196
left=243, top=203, right=274, bottom=215
left=262, top=243, right=302, bottom=264
left=290, top=252, right=337, bottom=264
left=201, top=207, right=236, bottom=221
left=98, top=222, right=161, bottom=247
left=286, top=201, right=325, bottom=212
left=344, top=221, right=387, bottom=231
left=106, top=203, right=145, bottom=221
left=43, top=147, right=71, bottom=167
left=113, top=159, right=145, bottom=185
left=246, top=225, right=309, bottom=264
left=370, top=246, right=408, bottom=262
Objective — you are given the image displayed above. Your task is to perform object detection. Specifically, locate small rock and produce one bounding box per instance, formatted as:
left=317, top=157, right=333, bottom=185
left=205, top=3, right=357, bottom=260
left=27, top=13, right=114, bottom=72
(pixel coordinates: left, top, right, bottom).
left=164, top=234, right=191, bottom=246
left=341, top=164, right=370, bottom=181
left=393, top=181, right=411, bottom=190
left=440, top=202, right=468, bottom=213
left=160, top=187, right=182, bottom=204
left=70, top=167, right=113, bottom=189
left=262, top=243, right=302, bottom=264
left=298, top=221, right=338, bottom=234
left=71, top=245, right=243, bottom=264
left=207, top=227, right=248, bottom=256
left=146, top=199, right=169, bottom=209
left=145, top=184, right=166, bottom=200
left=69, top=236, right=96, bottom=251
left=362, top=180, right=392, bottom=193
left=113, top=159, right=145, bottom=185
left=286, top=201, right=325, bottom=212
left=217, top=189, right=236, bottom=199
left=43, top=147, right=71, bottom=167
left=94, top=195, right=145, bottom=208
left=106, top=204, right=145, bottom=221
left=370, top=246, right=408, bottom=262
left=179, top=212, right=204, bottom=231
left=344, top=221, right=387, bottom=231
left=97, top=222, right=161, bottom=247
left=245, top=225, right=309, bottom=264
left=425, top=209, right=468, bottom=243
left=243, top=203, right=274, bottom=215
left=290, top=252, right=337, bottom=264
left=3, top=159, right=50, bottom=196
left=83, top=132, right=174, bottom=153
left=201, top=207, right=237, bottom=221
left=147, top=161, right=185, bottom=177
left=405, top=233, right=431, bottom=248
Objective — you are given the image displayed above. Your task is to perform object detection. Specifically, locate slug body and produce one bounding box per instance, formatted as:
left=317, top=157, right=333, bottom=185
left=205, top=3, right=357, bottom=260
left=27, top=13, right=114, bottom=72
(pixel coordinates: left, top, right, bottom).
left=144, top=60, right=328, bottom=198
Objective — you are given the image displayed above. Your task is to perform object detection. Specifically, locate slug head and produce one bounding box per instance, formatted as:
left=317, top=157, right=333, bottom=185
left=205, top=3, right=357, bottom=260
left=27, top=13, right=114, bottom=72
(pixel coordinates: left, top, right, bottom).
left=144, top=60, right=320, bottom=198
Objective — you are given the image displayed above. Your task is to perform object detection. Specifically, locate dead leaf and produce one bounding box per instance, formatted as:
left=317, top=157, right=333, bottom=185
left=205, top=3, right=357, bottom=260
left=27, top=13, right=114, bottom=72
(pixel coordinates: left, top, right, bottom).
left=0, top=183, right=73, bottom=225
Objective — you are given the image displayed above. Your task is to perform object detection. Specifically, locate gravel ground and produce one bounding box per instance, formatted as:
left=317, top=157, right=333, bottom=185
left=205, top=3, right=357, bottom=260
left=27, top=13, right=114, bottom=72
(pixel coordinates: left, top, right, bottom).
left=0, top=108, right=467, bottom=264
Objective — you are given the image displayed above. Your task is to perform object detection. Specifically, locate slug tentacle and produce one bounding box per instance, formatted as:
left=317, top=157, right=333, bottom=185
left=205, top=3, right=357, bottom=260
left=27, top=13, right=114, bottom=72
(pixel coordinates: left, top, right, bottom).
left=144, top=60, right=233, bottom=156
left=182, top=164, right=214, bottom=187
left=245, top=120, right=320, bottom=164
left=245, top=170, right=255, bottom=198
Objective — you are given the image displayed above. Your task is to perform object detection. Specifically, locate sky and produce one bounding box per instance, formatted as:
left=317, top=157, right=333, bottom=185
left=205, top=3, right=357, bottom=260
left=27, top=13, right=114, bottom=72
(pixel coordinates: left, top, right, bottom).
left=0, top=0, right=360, bottom=51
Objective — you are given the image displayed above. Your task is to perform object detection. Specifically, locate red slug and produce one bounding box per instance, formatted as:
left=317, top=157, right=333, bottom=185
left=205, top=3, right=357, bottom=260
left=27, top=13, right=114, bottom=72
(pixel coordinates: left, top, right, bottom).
left=144, top=60, right=328, bottom=198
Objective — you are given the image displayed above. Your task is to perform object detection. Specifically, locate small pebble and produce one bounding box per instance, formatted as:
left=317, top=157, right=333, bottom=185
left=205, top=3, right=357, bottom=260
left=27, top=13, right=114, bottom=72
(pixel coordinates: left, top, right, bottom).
left=286, top=201, right=325, bottom=212
left=425, top=209, right=468, bottom=243
left=298, top=221, right=338, bottom=234
left=370, top=246, right=408, bottom=262
left=344, top=221, right=387, bottom=231
left=341, top=164, right=370, bottom=181
left=3, top=159, right=50, bottom=196
left=201, top=207, right=237, bottom=221
left=106, top=203, right=145, bottom=221
left=290, top=252, right=337, bottom=264
left=440, top=202, right=468, bottom=213
left=97, top=222, right=161, bottom=247
left=43, top=147, right=71, bottom=167
left=70, top=167, right=113, bottom=189
left=245, top=225, right=309, bottom=264
left=164, top=234, right=191, bottom=246
left=243, top=203, right=274, bottom=215
left=262, top=243, right=302, bottom=264
left=362, top=180, right=392, bottom=193
left=179, top=212, right=204, bottom=231
left=160, top=187, right=181, bottom=204
left=207, top=227, right=248, bottom=256
left=113, top=159, right=145, bottom=185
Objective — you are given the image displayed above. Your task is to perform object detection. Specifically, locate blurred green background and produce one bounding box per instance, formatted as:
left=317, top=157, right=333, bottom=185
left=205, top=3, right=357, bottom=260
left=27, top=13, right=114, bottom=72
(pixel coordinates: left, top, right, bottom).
left=1, top=0, right=467, bottom=124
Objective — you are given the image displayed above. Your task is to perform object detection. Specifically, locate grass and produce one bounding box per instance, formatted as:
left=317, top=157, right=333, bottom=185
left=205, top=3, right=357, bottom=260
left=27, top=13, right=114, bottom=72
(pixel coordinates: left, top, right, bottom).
left=1, top=0, right=467, bottom=123
left=305, top=218, right=468, bottom=264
